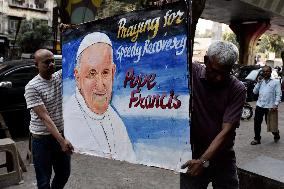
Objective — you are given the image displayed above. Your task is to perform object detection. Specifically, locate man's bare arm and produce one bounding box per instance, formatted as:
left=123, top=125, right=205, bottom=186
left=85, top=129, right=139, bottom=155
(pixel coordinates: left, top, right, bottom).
left=33, top=104, right=73, bottom=152
left=200, top=123, right=234, bottom=161
left=181, top=123, right=234, bottom=176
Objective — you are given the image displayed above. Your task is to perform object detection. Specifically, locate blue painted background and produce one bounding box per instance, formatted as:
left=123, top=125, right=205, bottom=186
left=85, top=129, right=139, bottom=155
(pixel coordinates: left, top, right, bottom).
left=62, top=3, right=191, bottom=171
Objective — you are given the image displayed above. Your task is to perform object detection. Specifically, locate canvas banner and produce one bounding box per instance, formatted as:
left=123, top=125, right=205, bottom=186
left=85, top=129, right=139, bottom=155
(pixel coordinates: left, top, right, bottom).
left=62, top=2, right=191, bottom=172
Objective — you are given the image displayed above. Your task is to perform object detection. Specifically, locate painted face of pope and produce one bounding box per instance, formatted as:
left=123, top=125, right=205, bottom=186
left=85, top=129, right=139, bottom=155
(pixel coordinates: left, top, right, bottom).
left=75, top=43, right=116, bottom=115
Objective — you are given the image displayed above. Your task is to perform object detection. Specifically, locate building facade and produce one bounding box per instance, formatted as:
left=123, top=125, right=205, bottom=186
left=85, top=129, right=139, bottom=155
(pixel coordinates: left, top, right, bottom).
left=0, top=0, right=56, bottom=59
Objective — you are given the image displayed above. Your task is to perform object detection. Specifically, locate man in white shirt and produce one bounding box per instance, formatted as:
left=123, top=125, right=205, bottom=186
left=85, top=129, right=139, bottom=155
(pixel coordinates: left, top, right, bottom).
left=251, top=65, right=282, bottom=145
left=64, top=32, right=136, bottom=163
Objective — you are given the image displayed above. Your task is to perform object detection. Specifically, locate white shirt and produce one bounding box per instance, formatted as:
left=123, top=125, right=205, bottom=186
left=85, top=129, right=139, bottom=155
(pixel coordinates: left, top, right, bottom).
left=253, top=78, right=282, bottom=108
left=64, top=87, right=136, bottom=163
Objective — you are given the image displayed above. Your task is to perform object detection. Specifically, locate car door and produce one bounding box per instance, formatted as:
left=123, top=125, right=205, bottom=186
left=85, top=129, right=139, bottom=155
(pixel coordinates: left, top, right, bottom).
left=0, top=65, right=38, bottom=112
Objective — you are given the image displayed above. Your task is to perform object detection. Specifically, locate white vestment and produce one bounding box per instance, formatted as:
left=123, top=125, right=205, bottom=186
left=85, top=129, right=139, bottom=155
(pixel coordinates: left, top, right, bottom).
left=64, top=88, right=136, bottom=163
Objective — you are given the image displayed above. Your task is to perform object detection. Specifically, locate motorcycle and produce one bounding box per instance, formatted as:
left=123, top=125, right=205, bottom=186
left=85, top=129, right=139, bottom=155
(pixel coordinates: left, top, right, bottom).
left=240, top=80, right=254, bottom=120
left=241, top=102, right=253, bottom=120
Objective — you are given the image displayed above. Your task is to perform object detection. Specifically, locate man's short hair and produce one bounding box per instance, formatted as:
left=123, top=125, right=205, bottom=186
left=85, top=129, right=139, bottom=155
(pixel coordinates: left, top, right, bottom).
left=76, top=32, right=113, bottom=72
left=263, top=65, right=272, bottom=72
left=207, top=41, right=239, bottom=66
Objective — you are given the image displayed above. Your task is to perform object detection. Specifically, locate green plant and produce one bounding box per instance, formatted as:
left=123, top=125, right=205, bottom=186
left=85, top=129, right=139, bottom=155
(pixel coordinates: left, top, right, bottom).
left=16, top=19, right=52, bottom=53
left=222, top=32, right=239, bottom=49
left=256, top=34, right=284, bottom=57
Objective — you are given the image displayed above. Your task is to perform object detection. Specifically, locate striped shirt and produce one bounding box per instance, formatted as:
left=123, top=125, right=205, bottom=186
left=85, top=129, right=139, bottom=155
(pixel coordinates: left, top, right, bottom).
left=24, top=70, right=63, bottom=135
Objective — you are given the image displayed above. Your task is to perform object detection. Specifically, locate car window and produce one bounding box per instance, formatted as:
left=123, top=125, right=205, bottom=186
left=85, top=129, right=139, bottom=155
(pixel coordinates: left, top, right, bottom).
left=245, top=69, right=260, bottom=80
left=4, top=66, right=38, bottom=87
left=239, top=69, right=252, bottom=79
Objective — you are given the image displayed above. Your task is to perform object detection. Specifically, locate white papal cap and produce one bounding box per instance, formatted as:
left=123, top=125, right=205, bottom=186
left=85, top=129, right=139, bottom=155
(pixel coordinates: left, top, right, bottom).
left=76, top=32, right=112, bottom=60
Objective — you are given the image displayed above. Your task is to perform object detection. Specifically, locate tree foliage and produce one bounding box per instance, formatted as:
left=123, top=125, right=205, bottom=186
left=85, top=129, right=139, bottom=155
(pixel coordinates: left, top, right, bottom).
left=256, top=34, right=284, bottom=57
left=222, top=32, right=239, bottom=48
left=16, top=19, right=53, bottom=53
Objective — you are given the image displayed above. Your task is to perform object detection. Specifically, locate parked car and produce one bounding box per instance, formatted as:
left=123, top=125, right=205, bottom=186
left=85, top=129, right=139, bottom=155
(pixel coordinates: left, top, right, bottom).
left=232, top=65, right=261, bottom=81
left=0, top=58, right=61, bottom=138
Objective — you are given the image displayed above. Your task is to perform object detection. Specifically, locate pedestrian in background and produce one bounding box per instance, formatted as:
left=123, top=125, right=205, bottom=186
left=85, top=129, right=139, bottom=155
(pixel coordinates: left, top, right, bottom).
left=24, top=49, right=73, bottom=189
left=181, top=41, right=246, bottom=189
left=251, top=65, right=282, bottom=145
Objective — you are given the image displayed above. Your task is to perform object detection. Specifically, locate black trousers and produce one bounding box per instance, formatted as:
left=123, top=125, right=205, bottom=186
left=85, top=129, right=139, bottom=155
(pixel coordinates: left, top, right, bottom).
left=254, top=106, right=279, bottom=141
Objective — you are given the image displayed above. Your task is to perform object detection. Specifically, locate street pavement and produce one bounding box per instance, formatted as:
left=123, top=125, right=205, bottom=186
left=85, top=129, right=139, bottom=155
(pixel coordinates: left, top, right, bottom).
left=2, top=102, right=284, bottom=189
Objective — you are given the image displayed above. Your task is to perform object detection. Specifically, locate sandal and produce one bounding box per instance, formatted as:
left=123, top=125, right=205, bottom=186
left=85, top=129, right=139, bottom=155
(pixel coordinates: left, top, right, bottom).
left=250, top=140, right=261, bottom=145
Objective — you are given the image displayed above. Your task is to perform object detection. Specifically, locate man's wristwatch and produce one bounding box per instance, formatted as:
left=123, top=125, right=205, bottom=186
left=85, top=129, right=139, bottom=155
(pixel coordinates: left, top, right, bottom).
left=200, top=159, right=209, bottom=168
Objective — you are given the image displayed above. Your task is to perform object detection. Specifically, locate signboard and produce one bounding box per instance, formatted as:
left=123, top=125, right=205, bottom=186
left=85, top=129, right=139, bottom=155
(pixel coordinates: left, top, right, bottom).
left=62, top=2, right=191, bottom=172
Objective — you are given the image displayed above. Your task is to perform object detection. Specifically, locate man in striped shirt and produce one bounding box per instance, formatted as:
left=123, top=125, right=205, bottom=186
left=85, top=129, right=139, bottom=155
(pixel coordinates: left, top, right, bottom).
left=24, top=49, right=73, bottom=189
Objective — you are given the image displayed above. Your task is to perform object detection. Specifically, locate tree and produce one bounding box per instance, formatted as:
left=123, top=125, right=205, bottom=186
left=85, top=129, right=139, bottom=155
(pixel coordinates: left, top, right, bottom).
left=256, top=34, right=284, bottom=57
left=16, top=19, right=53, bottom=53
left=222, top=32, right=239, bottom=48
